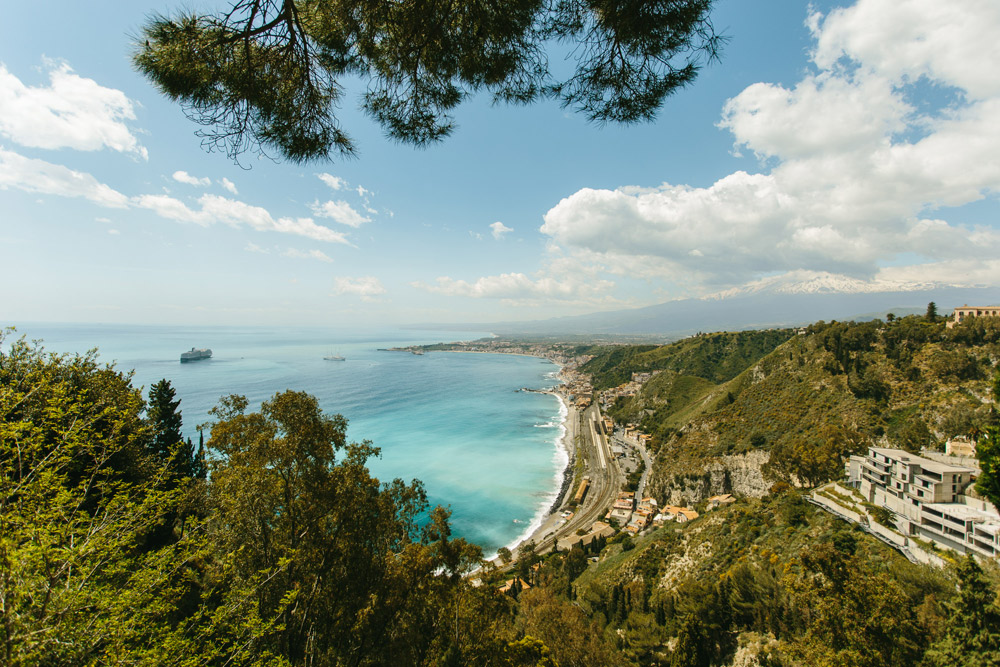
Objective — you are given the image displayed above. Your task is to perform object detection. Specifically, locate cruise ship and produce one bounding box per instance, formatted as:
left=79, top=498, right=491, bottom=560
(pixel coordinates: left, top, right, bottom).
left=180, top=347, right=212, bottom=362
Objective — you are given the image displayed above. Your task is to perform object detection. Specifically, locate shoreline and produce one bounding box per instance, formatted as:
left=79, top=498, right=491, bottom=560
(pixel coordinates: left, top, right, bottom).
left=399, top=345, right=580, bottom=564
left=487, top=377, right=579, bottom=563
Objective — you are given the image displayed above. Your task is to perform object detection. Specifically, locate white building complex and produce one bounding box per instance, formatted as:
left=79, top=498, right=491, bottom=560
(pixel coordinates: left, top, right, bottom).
left=858, top=447, right=1000, bottom=558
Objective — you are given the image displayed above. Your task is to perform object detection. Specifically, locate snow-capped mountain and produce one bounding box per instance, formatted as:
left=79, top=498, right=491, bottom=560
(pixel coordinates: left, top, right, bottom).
left=704, top=271, right=945, bottom=300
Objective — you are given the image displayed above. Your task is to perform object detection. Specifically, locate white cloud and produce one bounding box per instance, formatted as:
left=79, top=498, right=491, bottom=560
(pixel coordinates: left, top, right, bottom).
left=0, top=147, right=128, bottom=207
left=333, top=276, right=386, bottom=302
left=107, top=229, right=120, bottom=235
left=317, top=173, right=346, bottom=190
left=219, top=177, right=238, bottom=194
left=311, top=199, right=371, bottom=227
left=132, top=193, right=351, bottom=243
left=172, top=170, right=211, bottom=187
left=719, top=72, right=911, bottom=160
left=811, top=0, right=1000, bottom=100
left=245, top=242, right=269, bottom=254
left=356, top=185, right=371, bottom=198
left=490, top=221, right=513, bottom=240
left=875, top=259, right=1000, bottom=287
left=0, top=62, right=147, bottom=159
left=132, top=193, right=208, bottom=224
left=282, top=248, right=333, bottom=263
left=538, top=0, right=1000, bottom=293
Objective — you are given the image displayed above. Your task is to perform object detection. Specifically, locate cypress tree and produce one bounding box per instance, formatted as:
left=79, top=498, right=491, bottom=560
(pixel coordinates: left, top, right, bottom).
left=147, top=379, right=192, bottom=477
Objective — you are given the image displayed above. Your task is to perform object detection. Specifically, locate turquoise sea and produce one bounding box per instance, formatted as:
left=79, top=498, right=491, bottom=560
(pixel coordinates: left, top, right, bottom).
left=6, top=323, right=567, bottom=555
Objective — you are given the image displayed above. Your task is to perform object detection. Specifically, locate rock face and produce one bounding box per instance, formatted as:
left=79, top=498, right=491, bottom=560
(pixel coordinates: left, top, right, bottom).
left=654, top=451, right=771, bottom=506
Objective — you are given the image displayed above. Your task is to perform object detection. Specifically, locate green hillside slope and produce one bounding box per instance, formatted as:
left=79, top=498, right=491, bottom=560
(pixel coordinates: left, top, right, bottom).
left=581, top=329, right=796, bottom=390
left=595, top=316, right=1000, bottom=503
left=549, top=492, right=982, bottom=667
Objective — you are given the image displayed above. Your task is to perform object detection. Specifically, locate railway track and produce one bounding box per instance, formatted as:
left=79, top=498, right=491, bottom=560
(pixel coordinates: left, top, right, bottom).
left=521, top=403, right=622, bottom=556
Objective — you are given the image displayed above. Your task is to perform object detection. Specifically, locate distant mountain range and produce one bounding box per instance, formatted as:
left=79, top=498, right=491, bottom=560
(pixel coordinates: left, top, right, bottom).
left=422, top=281, right=1000, bottom=338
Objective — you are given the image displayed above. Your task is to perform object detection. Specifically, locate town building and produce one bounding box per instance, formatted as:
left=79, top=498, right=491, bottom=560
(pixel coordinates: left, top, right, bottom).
left=498, top=577, right=532, bottom=597
left=946, top=436, right=976, bottom=457
left=655, top=504, right=699, bottom=523
left=609, top=508, right=633, bottom=526
left=706, top=494, right=736, bottom=510
left=675, top=508, right=699, bottom=523
left=557, top=521, right=616, bottom=552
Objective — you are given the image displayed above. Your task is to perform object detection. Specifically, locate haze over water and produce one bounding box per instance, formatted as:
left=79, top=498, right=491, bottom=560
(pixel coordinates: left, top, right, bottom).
left=8, top=323, right=566, bottom=554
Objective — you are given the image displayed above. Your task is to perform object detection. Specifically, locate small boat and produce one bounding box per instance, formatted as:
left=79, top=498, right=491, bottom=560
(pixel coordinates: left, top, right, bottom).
left=181, top=347, right=212, bottom=363
left=323, top=354, right=345, bottom=361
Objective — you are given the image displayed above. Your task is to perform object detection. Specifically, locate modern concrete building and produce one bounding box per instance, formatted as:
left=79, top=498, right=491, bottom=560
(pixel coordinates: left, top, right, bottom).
left=860, top=447, right=973, bottom=512
left=948, top=305, right=1000, bottom=328
left=859, top=446, right=1000, bottom=557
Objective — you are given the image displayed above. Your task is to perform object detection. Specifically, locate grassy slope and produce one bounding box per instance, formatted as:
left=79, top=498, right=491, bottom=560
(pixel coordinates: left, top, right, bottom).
left=581, top=329, right=796, bottom=390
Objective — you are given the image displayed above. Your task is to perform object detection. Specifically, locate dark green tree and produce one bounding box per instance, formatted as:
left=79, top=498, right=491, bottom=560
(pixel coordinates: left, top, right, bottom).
left=976, top=372, right=1000, bottom=509
left=924, top=556, right=1000, bottom=667
left=516, top=539, right=539, bottom=582
left=563, top=545, right=588, bottom=582
left=147, top=379, right=195, bottom=478
left=976, top=427, right=1000, bottom=509
left=926, top=301, right=939, bottom=322
left=134, top=0, right=724, bottom=163
left=192, top=429, right=208, bottom=479
left=670, top=614, right=711, bottom=667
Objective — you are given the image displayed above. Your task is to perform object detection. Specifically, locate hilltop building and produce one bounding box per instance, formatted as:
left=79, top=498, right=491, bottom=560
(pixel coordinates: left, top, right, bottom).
left=945, top=436, right=976, bottom=457
left=948, top=305, right=1000, bottom=328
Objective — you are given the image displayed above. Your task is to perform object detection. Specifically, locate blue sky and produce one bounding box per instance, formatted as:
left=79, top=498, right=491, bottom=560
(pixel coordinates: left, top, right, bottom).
left=2, top=0, right=998, bottom=326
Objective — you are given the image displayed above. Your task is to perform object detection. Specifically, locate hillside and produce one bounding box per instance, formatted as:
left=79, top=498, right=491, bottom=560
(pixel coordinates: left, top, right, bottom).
left=555, top=493, right=964, bottom=666
left=579, top=329, right=796, bottom=390
left=595, top=315, right=1000, bottom=505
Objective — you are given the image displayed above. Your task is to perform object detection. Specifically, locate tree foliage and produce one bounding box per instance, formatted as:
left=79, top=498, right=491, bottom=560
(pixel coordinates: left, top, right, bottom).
left=924, top=556, right=1000, bottom=667
left=977, top=425, right=1000, bottom=510
left=0, top=333, right=188, bottom=665
left=926, top=301, right=939, bottom=322
left=147, top=378, right=197, bottom=479
left=1, top=333, right=519, bottom=666
left=134, top=0, right=724, bottom=162
left=974, top=371, right=1000, bottom=510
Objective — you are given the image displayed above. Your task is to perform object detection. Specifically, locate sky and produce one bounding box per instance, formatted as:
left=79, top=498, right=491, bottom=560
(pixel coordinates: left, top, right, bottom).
left=2, top=0, right=999, bottom=327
